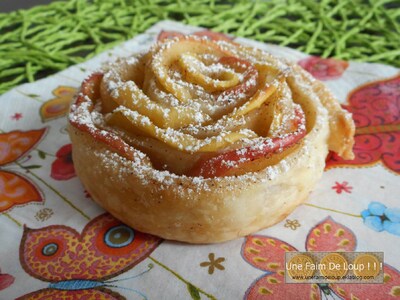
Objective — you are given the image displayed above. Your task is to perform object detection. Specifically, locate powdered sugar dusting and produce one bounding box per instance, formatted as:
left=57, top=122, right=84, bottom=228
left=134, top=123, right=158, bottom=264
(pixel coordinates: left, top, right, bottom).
left=69, top=31, right=329, bottom=184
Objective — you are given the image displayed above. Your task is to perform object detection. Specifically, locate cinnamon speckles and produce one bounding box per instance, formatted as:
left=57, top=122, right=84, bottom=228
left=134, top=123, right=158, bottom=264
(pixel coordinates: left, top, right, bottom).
left=69, top=33, right=325, bottom=183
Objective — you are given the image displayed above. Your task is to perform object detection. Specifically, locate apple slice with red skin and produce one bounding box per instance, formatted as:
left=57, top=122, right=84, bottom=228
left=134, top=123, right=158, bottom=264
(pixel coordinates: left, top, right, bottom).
left=216, top=56, right=258, bottom=102
left=193, top=30, right=233, bottom=42
left=157, top=30, right=232, bottom=43
left=157, top=30, right=185, bottom=42
left=188, top=106, right=306, bottom=178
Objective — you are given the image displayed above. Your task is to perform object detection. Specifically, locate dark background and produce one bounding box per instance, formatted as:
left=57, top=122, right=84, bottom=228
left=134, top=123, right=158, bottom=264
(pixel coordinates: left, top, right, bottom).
left=1, top=0, right=55, bottom=13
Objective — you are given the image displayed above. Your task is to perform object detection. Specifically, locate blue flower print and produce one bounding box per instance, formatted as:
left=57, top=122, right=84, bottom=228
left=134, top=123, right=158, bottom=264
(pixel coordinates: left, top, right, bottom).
left=361, top=202, right=400, bottom=236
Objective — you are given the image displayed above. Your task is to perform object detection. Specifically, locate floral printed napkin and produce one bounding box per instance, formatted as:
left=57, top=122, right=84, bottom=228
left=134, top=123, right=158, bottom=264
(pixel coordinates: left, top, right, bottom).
left=0, top=21, right=399, bottom=299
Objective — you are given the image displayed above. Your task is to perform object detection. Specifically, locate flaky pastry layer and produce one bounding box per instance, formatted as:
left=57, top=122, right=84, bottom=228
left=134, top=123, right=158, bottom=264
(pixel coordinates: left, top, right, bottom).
left=69, top=35, right=354, bottom=243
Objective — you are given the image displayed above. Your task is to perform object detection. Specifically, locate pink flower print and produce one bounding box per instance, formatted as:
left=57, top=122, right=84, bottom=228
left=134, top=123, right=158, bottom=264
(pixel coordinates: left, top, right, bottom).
left=332, top=181, right=353, bottom=194
left=0, top=268, right=15, bottom=291
left=50, top=144, right=76, bottom=180
left=298, top=56, right=349, bottom=80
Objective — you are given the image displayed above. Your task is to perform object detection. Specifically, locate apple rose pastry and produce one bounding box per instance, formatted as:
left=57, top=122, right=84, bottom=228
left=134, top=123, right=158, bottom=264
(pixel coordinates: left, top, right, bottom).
left=68, top=35, right=355, bottom=243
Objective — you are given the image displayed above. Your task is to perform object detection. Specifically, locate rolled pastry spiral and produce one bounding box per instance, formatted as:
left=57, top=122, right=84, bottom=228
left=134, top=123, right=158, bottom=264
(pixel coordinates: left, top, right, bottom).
left=69, top=35, right=354, bottom=243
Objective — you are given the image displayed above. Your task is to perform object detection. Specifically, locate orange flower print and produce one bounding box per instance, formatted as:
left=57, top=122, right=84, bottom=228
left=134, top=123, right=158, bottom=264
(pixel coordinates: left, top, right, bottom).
left=0, top=129, right=46, bottom=212
left=40, top=86, right=77, bottom=122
